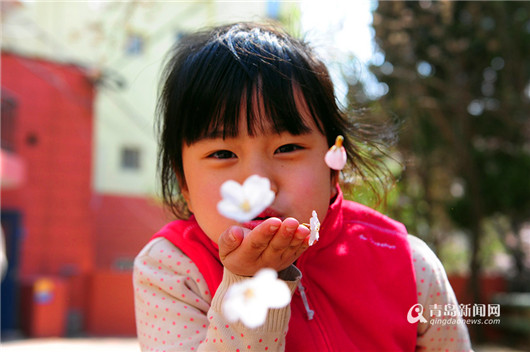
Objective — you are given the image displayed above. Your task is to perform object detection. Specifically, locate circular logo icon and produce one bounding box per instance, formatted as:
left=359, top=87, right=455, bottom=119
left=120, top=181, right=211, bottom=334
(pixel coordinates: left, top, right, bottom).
left=407, top=303, right=428, bottom=324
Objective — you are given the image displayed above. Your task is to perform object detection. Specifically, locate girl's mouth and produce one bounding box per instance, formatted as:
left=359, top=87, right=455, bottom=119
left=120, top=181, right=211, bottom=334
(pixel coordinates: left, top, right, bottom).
left=241, top=208, right=283, bottom=230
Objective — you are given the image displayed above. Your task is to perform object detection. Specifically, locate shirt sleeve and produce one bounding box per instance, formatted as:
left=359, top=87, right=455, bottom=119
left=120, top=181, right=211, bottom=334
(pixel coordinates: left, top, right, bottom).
left=408, top=235, right=474, bottom=352
left=204, top=265, right=300, bottom=352
left=133, top=237, right=300, bottom=352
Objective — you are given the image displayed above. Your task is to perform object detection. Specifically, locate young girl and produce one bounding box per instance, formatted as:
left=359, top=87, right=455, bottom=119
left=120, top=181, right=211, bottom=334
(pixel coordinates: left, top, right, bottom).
left=133, top=22, right=472, bottom=351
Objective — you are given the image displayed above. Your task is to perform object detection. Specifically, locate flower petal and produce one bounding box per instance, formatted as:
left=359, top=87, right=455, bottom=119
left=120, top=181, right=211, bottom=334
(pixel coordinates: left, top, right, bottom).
left=220, top=180, right=245, bottom=204
left=261, top=281, right=291, bottom=308
left=244, top=176, right=273, bottom=206
left=309, top=210, right=320, bottom=246
left=217, top=200, right=248, bottom=223
left=223, top=294, right=245, bottom=322
left=222, top=268, right=291, bottom=329
left=324, top=147, right=347, bottom=170
left=254, top=268, right=278, bottom=282
left=239, top=303, right=268, bottom=329
left=244, top=174, right=271, bottom=190
left=217, top=175, right=275, bottom=223
left=252, top=269, right=290, bottom=308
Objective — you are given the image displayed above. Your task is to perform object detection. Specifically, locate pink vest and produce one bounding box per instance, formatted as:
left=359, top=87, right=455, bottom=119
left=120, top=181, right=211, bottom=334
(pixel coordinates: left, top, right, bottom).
left=152, top=188, right=418, bottom=351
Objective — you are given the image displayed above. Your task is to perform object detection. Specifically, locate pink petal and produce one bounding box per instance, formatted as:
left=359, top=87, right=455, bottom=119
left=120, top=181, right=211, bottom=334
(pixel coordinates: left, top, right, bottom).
left=325, top=147, right=347, bottom=170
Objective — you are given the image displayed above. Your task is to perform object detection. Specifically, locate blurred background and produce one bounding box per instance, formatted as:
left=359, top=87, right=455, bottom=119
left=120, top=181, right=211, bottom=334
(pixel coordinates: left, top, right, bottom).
left=1, top=0, right=529, bottom=351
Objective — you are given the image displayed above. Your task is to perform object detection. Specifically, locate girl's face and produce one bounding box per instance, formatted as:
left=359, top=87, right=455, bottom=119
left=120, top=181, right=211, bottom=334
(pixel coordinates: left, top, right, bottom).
left=180, top=91, right=335, bottom=244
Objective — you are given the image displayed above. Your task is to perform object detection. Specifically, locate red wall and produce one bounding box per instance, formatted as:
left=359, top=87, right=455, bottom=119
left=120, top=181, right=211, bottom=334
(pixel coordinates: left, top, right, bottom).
left=1, top=52, right=170, bottom=336
left=448, top=275, right=507, bottom=305
left=1, top=52, right=95, bottom=279
left=1, top=52, right=95, bottom=330
left=92, top=194, right=169, bottom=269
left=86, top=194, right=168, bottom=335
left=86, top=270, right=136, bottom=336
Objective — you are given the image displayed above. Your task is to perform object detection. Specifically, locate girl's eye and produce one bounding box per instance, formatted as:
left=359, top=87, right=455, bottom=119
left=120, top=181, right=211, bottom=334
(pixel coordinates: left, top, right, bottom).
left=275, top=144, right=303, bottom=154
left=208, top=150, right=237, bottom=159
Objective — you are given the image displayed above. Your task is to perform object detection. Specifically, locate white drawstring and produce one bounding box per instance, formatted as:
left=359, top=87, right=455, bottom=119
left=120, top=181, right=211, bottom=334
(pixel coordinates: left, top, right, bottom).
left=297, top=281, right=314, bottom=320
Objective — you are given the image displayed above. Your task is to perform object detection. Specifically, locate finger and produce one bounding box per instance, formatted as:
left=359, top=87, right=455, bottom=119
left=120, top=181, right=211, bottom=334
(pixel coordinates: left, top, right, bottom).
left=278, top=225, right=310, bottom=264
left=293, top=235, right=311, bottom=258
left=262, top=223, right=310, bottom=272
left=289, top=224, right=310, bottom=249
left=218, top=226, right=245, bottom=260
left=242, top=217, right=282, bottom=252
left=268, top=217, right=299, bottom=251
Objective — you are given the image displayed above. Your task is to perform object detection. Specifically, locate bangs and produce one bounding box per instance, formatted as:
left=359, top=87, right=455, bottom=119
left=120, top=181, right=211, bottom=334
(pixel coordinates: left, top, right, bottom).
left=176, top=26, right=322, bottom=143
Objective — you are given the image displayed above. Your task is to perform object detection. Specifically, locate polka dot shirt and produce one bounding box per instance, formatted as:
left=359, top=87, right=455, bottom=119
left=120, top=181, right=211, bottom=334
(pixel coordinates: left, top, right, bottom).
left=133, top=235, right=472, bottom=351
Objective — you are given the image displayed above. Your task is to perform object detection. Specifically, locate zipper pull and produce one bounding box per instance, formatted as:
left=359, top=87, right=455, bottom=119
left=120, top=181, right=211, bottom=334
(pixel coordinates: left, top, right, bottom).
left=297, top=281, right=315, bottom=320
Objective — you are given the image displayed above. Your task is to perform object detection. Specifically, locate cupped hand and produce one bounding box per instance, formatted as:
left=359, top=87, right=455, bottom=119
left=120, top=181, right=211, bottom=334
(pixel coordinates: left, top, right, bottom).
left=218, top=217, right=310, bottom=276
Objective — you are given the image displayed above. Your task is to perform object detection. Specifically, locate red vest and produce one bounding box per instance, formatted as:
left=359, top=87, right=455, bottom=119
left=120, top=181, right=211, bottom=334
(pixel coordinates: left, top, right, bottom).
left=152, top=188, right=418, bottom=351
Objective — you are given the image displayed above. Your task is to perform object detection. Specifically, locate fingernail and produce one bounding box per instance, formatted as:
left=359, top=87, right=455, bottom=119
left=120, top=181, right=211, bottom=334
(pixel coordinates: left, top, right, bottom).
left=270, top=224, right=279, bottom=231
left=298, top=224, right=310, bottom=233
left=296, top=228, right=308, bottom=239
left=228, top=231, right=236, bottom=242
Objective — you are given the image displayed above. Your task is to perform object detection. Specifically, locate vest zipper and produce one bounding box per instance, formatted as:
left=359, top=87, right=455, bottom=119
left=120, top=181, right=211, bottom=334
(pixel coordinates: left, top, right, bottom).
left=296, top=281, right=314, bottom=320
left=296, top=260, right=334, bottom=351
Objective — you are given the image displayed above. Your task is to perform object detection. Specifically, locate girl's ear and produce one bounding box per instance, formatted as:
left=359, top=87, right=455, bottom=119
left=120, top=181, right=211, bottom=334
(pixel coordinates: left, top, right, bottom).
left=173, top=160, right=194, bottom=213
left=176, top=172, right=193, bottom=213
left=179, top=182, right=193, bottom=213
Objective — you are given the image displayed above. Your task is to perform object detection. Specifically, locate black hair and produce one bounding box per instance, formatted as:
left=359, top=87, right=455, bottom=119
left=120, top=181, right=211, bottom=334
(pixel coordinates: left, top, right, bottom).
left=157, top=22, right=394, bottom=219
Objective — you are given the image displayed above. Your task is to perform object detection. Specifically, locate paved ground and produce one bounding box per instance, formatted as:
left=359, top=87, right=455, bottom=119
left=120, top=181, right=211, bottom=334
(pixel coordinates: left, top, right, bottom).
left=0, top=338, right=526, bottom=351
left=1, top=337, right=140, bottom=351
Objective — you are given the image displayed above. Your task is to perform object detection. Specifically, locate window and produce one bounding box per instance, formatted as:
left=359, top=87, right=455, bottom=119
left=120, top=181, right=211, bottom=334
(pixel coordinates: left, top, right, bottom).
left=1, top=90, right=18, bottom=152
left=120, top=147, right=141, bottom=170
left=266, top=0, right=281, bottom=19
left=125, top=33, right=144, bottom=56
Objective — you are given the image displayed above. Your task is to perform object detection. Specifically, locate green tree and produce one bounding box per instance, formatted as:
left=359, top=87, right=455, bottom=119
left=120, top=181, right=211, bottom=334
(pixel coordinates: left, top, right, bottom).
left=368, top=0, right=530, bottom=313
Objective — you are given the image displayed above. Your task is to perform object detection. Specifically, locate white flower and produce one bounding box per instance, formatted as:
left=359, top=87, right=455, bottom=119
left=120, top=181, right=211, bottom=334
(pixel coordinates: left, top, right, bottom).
left=309, top=210, right=320, bottom=246
left=217, top=175, right=275, bottom=223
left=324, top=135, right=347, bottom=170
left=222, top=268, right=291, bottom=328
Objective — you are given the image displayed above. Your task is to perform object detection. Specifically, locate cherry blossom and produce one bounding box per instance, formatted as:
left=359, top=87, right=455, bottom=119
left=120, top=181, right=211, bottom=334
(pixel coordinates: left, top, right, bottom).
left=324, top=135, right=347, bottom=170
left=217, top=175, right=275, bottom=223
left=222, top=268, right=291, bottom=328
left=309, top=210, right=320, bottom=246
